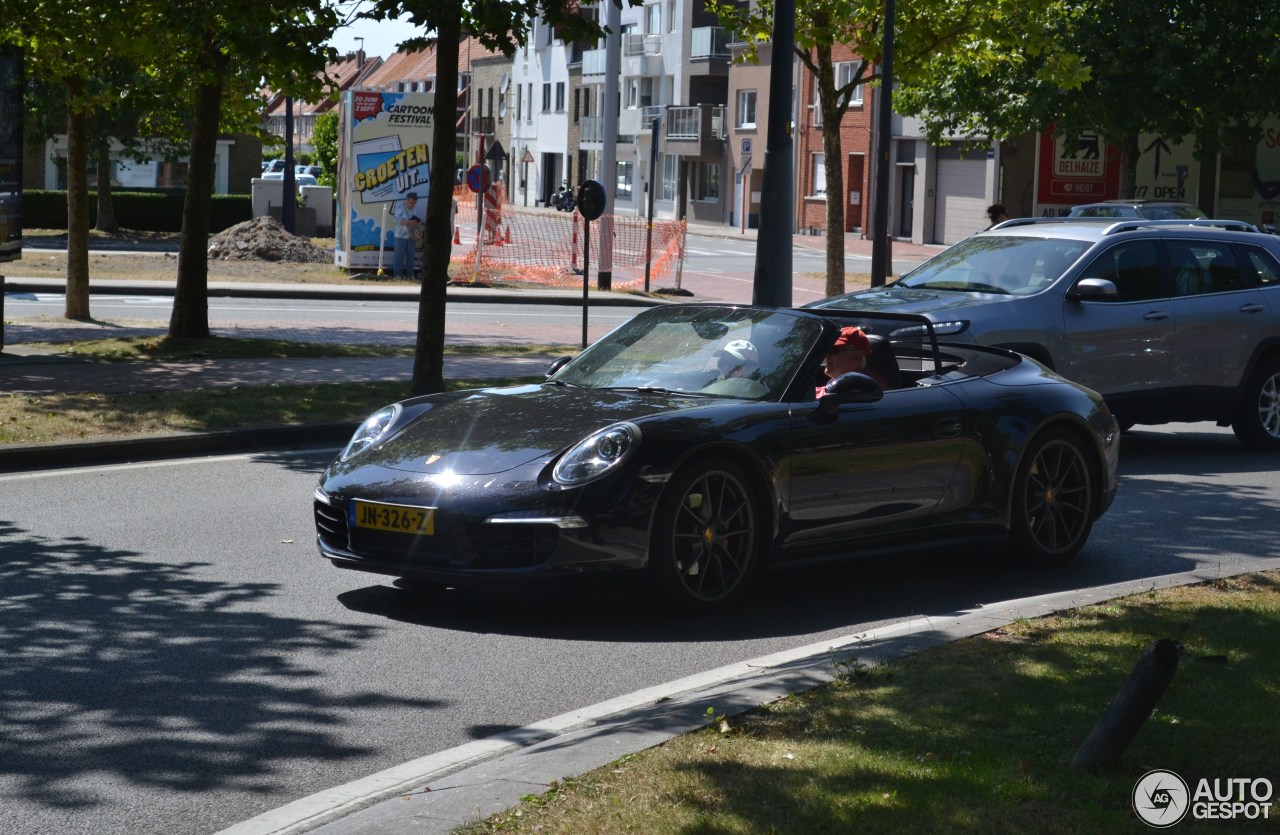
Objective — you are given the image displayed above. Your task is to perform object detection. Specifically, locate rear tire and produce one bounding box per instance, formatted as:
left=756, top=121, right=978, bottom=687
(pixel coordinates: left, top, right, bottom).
left=650, top=457, right=764, bottom=613
left=1232, top=359, right=1280, bottom=451
left=1010, top=428, right=1096, bottom=566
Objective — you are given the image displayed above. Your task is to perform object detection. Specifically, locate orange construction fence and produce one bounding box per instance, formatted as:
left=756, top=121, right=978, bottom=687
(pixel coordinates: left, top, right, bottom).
left=448, top=184, right=686, bottom=290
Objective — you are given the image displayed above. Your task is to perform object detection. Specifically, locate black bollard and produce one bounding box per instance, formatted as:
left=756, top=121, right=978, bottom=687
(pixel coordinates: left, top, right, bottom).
left=1070, top=638, right=1182, bottom=773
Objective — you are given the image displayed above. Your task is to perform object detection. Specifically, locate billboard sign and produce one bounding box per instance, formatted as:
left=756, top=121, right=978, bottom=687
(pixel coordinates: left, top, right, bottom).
left=0, top=45, right=23, bottom=263
left=334, top=90, right=434, bottom=269
left=1034, top=127, right=1201, bottom=217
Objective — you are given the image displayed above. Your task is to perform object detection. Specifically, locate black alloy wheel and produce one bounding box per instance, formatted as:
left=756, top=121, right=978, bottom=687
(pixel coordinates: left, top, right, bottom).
left=1232, top=359, right=1280, bottom=451
left=1011, top=428, right=1096, bottom=566
left=652, top=457, right=762, bottom=612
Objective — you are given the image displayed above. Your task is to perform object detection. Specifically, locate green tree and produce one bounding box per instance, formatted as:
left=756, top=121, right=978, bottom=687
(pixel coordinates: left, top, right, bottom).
left=362, top=1, right=633, bottom=395
left=8, top=0, right=162, bottom=319
left=312, top=111, right=339, bottom=188
left=895, top=0, right=1280, bottom=199
left=163, top=0, right=338, bottom=338
left=709, top=0, right=1081, bottom=296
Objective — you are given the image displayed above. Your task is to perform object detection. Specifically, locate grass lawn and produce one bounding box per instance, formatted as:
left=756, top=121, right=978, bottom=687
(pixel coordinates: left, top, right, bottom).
left=458, top=573, right=1280, bottom=834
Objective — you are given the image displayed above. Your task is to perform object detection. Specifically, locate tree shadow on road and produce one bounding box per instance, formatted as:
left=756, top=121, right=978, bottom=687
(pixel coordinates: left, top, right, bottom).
left=0, top=520, right=443, bottom=811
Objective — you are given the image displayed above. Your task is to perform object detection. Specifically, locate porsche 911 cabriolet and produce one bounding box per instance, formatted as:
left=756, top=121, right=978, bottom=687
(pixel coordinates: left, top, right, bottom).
left=315, top=305, right=1119, bottom=612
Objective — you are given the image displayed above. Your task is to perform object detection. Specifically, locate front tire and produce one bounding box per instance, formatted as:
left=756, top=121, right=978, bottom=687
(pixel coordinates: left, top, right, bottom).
left=650, top=457, right=763, bottom=612
left=1232, top=360, right=1280, bottom=451
left=1010, top=428, right=1096, bottom=566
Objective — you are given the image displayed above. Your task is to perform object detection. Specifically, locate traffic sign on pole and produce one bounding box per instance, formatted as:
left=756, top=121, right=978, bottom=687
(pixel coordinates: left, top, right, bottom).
left=466, top=164, right=491, bottom=194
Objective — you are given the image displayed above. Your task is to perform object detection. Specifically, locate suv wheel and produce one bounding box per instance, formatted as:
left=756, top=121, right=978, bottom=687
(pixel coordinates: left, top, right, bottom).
left=1232, top=359, right=1280, bottom=451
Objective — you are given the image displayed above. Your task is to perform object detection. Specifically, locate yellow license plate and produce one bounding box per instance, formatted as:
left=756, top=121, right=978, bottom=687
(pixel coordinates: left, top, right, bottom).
left=350, top=500, right=435, bottom=535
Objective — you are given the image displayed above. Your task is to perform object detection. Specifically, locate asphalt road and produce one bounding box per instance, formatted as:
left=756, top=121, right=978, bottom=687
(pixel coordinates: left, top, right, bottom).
left=1, top=422, right=1278, bottom=835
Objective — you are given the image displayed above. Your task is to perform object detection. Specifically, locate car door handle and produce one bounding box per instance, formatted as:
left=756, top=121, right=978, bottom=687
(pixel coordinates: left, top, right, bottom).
left=1142, top=311, right=1170, bottom=321
left=1239, top=303, right=1265, bottom=313
left=934, top=417, right=963, bottom=438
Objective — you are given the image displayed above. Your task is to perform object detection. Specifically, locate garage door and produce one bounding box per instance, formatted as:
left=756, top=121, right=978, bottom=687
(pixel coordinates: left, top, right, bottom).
left=934, top=152, right=989, bottom=244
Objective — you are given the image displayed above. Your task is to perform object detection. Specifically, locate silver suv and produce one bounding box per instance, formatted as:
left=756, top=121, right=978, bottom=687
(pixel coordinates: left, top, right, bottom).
left=808, top=218, right=1280, bottom=450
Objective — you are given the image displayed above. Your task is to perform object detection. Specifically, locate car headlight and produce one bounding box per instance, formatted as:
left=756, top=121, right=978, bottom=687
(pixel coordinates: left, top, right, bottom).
left=340, top=404, right=402, bottom=461
left=552, top=422, right=640, bottom=486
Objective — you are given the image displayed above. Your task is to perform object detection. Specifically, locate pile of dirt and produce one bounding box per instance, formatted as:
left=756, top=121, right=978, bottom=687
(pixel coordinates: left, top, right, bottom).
left=206, top=216, right=330, bottom=263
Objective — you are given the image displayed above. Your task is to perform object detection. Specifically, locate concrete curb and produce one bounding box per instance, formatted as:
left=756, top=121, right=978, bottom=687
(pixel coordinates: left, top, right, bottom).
left=0, top=423, right=353, bottom=473
left=1, top=276, right=669, bottom=307
left=215, top=566, right=1245, bottom=835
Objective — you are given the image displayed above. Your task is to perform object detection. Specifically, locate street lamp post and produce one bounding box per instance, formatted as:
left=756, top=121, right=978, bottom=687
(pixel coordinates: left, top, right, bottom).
left=870, top=0, right=894, bottom=287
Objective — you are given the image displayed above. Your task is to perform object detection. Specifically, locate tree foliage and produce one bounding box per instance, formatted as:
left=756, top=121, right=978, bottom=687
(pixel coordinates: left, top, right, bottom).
left=312, top=111, right=339, bottom=188
left=710, top=0, right=1082, bottom=295
left=895, top=0, right=1280, bottom=197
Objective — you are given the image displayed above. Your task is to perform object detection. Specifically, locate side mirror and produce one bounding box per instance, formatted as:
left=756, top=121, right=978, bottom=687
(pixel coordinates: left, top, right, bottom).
left=816, top=372, right=883, bottom=416
left=1067, top=277, right=1118, bottom=301
left=545, top=356, right=573, bottom=378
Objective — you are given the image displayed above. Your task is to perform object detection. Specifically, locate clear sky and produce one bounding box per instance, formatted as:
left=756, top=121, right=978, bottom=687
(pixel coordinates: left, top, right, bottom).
left=328, top=4, right=424, bottom=60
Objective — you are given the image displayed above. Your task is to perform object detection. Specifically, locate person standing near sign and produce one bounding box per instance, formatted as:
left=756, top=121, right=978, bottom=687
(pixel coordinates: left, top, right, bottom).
left=391, top=192, right=422, bottom=279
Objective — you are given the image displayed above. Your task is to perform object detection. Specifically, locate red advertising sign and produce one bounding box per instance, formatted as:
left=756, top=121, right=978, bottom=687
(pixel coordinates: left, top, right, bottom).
left=1036, top=128, right=1121, bottom=207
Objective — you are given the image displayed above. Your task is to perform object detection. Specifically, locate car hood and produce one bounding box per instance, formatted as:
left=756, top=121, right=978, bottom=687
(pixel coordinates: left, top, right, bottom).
left=352, top=383, right=717, bottom=476
left=818, top=284, right=1007, bottom=316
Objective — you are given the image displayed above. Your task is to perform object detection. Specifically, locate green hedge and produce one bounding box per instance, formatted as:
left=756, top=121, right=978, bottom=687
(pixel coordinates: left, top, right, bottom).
left=22, top=190, right=253, bottom=233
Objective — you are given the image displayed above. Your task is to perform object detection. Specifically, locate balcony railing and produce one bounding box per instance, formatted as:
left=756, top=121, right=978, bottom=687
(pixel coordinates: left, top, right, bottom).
left=581, top=116, right=603, bottom=143
left=690, top=27, right=729, bottom=59
left=583, top=48, right=606, bottom=75
left=664, top=105, right=727, bottom=141
left=623, top=33, right=662, bottom=56
left=666, top=106, right=701, bottom=139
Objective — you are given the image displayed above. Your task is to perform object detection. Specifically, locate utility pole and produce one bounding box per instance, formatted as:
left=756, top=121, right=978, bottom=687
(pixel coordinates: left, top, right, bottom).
left=869, top=0, right=894, bottom=287
left=751, top=0, right=794, bottom=307
left=599, top=1, right=621, bottom=291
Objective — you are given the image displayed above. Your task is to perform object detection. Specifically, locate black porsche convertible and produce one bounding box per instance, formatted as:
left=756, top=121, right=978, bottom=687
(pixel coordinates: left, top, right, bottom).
left=315, top=305, right=1119, bottom=612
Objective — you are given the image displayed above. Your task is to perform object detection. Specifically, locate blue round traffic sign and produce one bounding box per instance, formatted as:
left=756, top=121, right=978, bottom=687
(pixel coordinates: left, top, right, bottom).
left=466, top=164, right=491, bottom=193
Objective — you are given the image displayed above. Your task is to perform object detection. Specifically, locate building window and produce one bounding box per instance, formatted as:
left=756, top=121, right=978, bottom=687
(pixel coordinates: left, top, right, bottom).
left=542, top=83, right=552, bottom=112
left=811, top=153, right=827, bottom=196
left=661, top=153, right=677, bottom=201
left=516, top=85, right=522, bottom=122
left=737, top=89, right=756, bottom=128
left=646, top=2, right=661, bottom=34
left=667, top=0, right=676, bottom=32
left=695, top=162, right=720, bottom=201
left=555, top=81, right=565, bottom=112
left=812, top=63, right=862, bottom=126
left=526, top=84, right=533, bottom=121
left=616, top=160, right=634, bottom=199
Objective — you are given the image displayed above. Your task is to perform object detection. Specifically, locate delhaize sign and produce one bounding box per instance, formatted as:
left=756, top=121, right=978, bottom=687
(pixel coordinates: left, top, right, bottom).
left=334, top=90, right=433, bottom=269
left=1034, top=128, right=1121, bottom=216
left=1034, top=126, right=1200, bottom=217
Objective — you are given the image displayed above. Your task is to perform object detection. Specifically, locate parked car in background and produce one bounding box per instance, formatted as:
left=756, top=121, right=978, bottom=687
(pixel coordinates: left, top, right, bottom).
left=808, top=217, right=1280, bottom=449
left=295, top=164, right=322, bottom=178
left=315, top=304, right=1119, bottom=612
left=263, top=159, right=287, bottom=175
left=1067, top=200, right=1206, bottom=220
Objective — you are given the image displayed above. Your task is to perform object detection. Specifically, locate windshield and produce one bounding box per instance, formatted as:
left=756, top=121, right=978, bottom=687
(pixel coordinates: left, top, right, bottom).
left=552, top=306, right=823, bottom=400
left=897, top=235, right=1090, bottom=295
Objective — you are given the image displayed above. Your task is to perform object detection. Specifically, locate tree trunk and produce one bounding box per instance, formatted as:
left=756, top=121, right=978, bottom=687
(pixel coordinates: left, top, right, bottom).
left=94, top=142, right=119, bottom=233
left=1116, top=135, right=1140, bottom=199
left=170, top=77, right=223, bottom=339
left=413, top=15, right=461, bottom=396
left=64, top=80, right=90, bottom=321
left=816, top=46, right=847, bottom=298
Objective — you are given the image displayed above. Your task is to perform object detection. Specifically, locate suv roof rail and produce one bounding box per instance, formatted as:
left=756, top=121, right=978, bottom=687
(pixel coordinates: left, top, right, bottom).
left=987, top=217, right=1083, bottom=229
left=1100, top=218, right=1261, bottom=235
